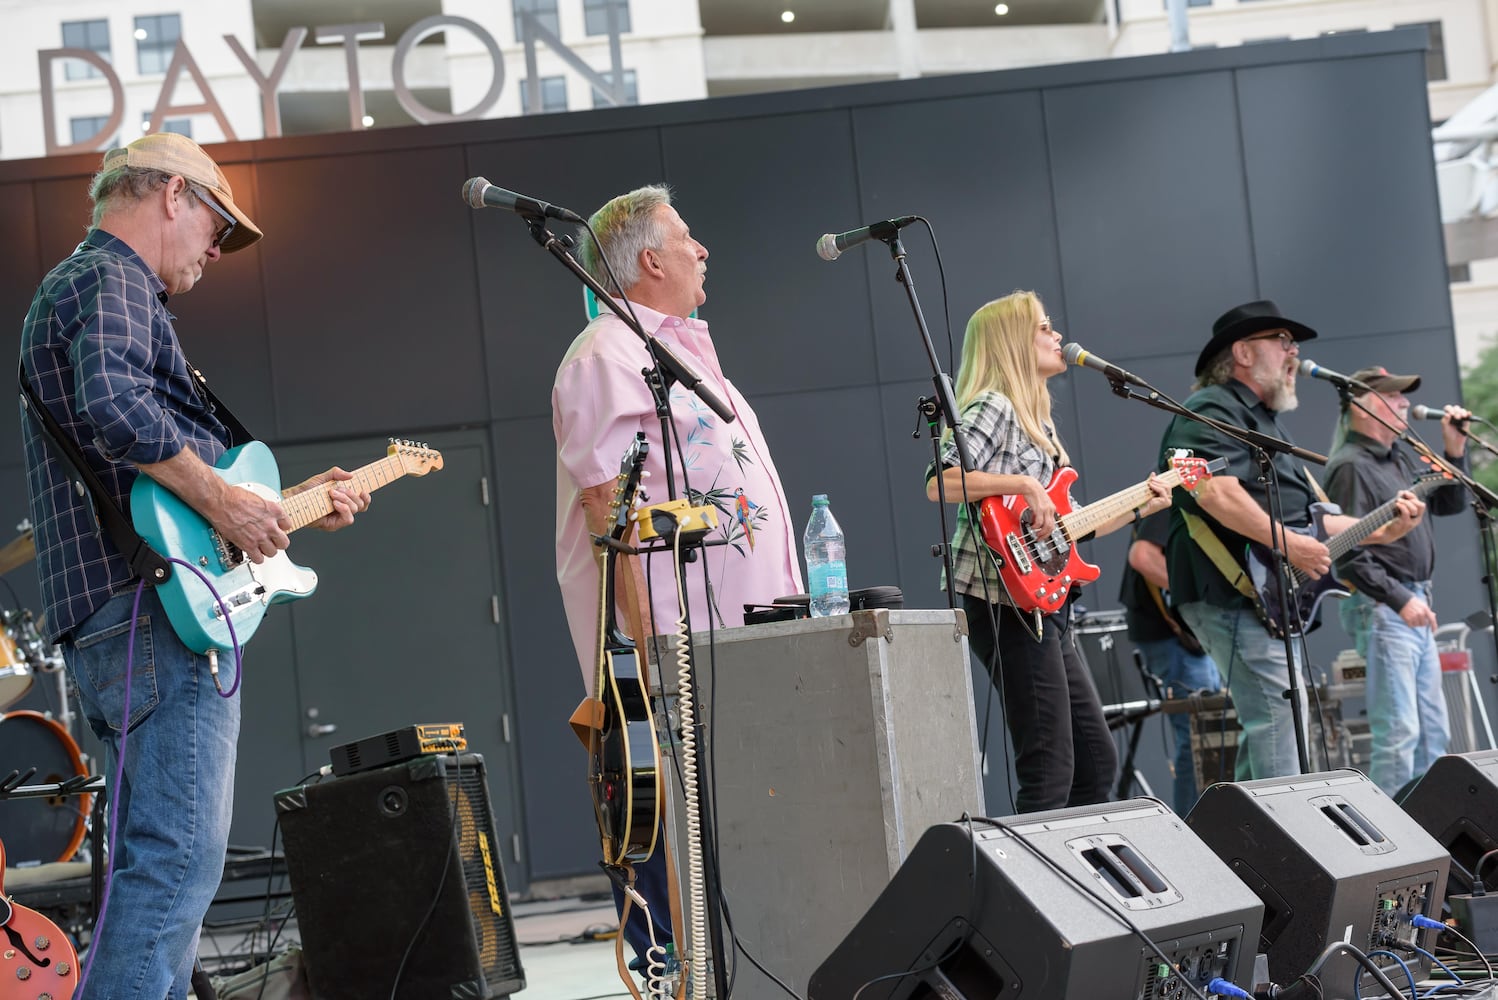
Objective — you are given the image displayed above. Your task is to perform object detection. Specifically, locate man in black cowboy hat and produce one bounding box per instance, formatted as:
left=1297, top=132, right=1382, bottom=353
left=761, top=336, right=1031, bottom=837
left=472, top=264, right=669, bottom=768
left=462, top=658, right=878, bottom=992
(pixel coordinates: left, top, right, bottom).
left=1326, top=366, right=1470, bottom=796
left=1157, top=301, right=1424, bottom=782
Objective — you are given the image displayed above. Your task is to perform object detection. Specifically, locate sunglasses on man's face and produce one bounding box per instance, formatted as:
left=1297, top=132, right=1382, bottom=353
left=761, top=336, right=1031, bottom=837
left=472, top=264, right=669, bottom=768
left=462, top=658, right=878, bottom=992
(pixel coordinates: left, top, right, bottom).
left=192, top=186, right=236, bottom=249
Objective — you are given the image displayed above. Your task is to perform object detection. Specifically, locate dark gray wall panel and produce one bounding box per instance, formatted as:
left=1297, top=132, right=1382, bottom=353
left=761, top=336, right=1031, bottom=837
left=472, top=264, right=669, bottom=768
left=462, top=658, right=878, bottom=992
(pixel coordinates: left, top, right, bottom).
left=748, top=384, right=901, bottom=594
left=468, top=129, right=666, bottom=423
left=1239, top=53, right=1448, bottom=339
left=1046, top=71, right=1259, bottom=354
left=161, top=161, right=277, bottom=439
left=658, top=111, right=874, bottom=397
left=494, top=414, right=597, bottom=881
left=255, top=145, right=489, bottom=439
left=850, top=90, right=1063, bottom=388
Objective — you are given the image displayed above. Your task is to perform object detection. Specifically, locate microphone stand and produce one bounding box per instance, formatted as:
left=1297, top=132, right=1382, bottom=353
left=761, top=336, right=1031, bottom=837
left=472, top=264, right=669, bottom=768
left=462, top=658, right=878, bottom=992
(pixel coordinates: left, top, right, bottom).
left=1369, top=402, right=1498, bottom=680
left=1102, top=376, right=1325, bottom=775
left=519, top=213, right=733, bottom=1000
left=879, top=232, right=971, bottom=611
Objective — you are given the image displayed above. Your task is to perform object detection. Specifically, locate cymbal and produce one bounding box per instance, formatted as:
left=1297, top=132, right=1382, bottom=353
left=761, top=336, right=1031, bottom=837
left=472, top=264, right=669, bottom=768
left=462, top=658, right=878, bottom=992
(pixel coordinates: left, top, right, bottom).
left=0, top=528, right=35, bottom=576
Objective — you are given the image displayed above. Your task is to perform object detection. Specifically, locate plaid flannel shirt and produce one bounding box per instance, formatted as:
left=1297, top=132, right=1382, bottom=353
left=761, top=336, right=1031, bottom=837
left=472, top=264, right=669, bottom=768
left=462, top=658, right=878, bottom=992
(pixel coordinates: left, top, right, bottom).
left=934, top=390, right=1060, bottom=600
left=20, top=229, right=229, bottom=642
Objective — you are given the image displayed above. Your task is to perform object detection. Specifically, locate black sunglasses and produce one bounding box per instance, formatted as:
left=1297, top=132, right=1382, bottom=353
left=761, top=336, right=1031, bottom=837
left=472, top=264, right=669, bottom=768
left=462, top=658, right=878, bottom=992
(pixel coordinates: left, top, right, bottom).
left=192, top=186, right=236, bottom=249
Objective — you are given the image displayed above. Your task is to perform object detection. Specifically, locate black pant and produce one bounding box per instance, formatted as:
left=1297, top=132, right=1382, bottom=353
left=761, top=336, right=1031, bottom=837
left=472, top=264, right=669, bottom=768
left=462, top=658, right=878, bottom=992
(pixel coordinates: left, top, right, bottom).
left=963, top=594, right=1118, bottom=813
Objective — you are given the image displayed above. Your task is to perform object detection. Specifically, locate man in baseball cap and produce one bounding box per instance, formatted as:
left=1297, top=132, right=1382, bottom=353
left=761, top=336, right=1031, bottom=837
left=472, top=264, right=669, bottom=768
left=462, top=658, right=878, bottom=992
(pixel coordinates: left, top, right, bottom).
left=18, top=132, right=364, bottom=999
left=1326, top=364, right=1470, bottom=796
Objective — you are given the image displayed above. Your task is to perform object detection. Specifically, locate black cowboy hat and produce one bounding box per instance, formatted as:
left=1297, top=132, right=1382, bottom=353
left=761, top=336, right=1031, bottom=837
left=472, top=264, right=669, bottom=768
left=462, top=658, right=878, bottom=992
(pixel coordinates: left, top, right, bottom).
left=1195, top=299, right=1318, bottom=376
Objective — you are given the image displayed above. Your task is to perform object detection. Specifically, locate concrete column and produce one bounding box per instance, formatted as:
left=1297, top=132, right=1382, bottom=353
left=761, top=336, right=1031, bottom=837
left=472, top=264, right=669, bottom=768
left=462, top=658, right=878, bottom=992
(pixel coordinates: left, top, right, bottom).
left=889, top=0, right=921, bottom=79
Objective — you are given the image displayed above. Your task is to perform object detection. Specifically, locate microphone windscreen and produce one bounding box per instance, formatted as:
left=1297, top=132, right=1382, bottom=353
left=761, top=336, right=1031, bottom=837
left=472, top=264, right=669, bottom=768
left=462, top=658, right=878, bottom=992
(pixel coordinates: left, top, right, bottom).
left=815, top=234, right=841, bottom=261
left=462, top=177, right=488, bottom=208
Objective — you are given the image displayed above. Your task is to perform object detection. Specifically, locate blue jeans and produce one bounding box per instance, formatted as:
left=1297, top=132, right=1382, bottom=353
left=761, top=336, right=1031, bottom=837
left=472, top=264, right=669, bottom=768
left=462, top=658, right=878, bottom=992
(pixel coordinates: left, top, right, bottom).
left=1134, top=637, right=1222, bottom=814
left=1340, top=586, right=1449, bottom=796
left=65, top=586, right=240, bottom=1000
left=1179, top=601, right=1308, bottom=781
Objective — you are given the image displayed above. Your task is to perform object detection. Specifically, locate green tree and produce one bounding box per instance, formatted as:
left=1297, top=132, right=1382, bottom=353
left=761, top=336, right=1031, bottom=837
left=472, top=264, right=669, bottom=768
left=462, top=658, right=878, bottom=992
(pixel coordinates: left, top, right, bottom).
left=1461, top=337, right=1498, bottom=493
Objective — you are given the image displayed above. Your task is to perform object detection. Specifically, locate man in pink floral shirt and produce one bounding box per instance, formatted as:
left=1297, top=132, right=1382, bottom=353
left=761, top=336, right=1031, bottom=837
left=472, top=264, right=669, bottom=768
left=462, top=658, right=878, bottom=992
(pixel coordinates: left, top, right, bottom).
left=551, top=184, right=802, bottom=969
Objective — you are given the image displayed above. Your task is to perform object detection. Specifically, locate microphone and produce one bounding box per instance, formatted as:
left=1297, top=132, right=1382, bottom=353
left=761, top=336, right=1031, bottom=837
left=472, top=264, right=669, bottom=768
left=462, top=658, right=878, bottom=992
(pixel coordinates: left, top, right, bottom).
left=1062, top=343, right=1148, bottom=386
left=816, top=216, right=919, bottom=261
left=461, top=176, right=583, bottom=222
left=1410, top=404, right=1473, bottom=425
left=1297, top=359, right=1367, bottom=389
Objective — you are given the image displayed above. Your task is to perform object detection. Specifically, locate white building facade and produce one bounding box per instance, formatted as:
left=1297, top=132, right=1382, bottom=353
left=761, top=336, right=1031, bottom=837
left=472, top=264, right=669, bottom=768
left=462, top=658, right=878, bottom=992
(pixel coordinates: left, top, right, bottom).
left=3, top=0, right=1493, bottom=359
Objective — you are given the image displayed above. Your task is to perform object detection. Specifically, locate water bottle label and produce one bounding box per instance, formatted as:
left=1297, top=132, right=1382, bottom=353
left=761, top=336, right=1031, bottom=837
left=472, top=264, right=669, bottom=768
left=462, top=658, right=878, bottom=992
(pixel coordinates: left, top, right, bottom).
left=809, top=561, right=847, bottom=595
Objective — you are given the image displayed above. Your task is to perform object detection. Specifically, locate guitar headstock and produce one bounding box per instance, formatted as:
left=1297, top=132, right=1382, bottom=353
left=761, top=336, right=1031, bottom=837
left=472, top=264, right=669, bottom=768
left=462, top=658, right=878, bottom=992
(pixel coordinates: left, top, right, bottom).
left=609, top=433, right=650, bottom=541
left=387, top=439, right=444, bottom=476
left=1168, top=453, right=1229, bottom=492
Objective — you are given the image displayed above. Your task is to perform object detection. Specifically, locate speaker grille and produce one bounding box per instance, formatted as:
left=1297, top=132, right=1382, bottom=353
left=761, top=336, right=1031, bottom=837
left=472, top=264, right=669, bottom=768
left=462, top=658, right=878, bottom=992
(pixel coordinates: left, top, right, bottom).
left=276, top=753, right=525, bottom=999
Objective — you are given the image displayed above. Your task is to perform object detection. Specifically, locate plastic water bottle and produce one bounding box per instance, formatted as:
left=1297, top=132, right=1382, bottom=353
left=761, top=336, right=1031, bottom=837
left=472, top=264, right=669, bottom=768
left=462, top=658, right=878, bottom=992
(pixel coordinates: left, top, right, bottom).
left=804, top=494, right=850, bottom=617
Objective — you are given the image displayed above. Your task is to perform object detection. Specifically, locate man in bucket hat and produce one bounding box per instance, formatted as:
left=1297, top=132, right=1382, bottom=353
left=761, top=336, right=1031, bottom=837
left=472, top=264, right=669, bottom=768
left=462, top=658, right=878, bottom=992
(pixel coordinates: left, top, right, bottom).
left=1157, top=301, right=1424, bottom=782
left=1326, top=366, right=1471, bottom=796
left=18, top=132, right=370, bottom=998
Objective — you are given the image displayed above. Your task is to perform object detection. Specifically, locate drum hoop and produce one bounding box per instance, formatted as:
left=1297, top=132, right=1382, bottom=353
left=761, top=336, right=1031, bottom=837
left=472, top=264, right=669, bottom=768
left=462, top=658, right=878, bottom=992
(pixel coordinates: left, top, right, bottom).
left=1, top=710, right=91, bottom=862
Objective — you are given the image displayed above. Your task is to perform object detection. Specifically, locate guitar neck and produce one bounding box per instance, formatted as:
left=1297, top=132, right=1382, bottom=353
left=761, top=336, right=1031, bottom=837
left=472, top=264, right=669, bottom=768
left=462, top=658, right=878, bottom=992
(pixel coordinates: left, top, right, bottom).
left=278, top=456, right=408, bottom=532
left=1060, top=467, right=1184, bottom=538
left=1320, top=477, right=1443, bottom=565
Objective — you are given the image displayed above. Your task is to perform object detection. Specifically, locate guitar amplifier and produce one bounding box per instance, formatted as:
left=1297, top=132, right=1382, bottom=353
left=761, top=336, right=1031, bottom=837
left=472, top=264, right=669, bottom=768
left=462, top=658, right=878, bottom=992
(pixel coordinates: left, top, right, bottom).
left=275, top=753, right=524, bottom=1000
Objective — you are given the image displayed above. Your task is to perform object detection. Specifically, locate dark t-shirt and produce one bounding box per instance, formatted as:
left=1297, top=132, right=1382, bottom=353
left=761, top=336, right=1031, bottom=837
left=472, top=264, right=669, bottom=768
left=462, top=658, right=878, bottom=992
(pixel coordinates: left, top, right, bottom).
left=1119, top=510, right=1176, bottom=642
left=1158, top=379, right=1319, bottom=611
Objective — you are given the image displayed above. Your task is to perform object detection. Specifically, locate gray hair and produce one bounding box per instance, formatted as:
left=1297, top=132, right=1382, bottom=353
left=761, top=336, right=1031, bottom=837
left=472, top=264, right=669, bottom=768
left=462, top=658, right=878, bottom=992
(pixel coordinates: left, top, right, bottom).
left=1193, top=346, right=1237, bottom=391
left=578, top=185, right=673, bottom=296
left=87, top=164, right=177, bottom=228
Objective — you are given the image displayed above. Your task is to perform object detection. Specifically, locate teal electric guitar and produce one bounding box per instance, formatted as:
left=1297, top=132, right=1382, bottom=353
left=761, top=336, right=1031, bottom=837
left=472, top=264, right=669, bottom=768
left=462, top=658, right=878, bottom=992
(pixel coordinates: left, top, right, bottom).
left=130, top=438, right=443, bottom=654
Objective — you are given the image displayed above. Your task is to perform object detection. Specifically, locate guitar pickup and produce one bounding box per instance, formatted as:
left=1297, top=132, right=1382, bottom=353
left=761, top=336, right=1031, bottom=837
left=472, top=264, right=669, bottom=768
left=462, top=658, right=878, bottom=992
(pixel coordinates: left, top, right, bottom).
left=208, top=586, right=262, bottom=620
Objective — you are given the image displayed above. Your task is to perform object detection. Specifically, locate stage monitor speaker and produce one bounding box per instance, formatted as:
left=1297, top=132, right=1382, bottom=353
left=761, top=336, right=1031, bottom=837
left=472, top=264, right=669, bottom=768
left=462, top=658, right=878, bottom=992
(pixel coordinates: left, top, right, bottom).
left=808, top=799, right=1263, bottom=1000
left=1187, top=768, right=1448, bottom=999
left=275, top=753, right=525, bottom=1000
left=1399, top=749, right=1498, bottom=896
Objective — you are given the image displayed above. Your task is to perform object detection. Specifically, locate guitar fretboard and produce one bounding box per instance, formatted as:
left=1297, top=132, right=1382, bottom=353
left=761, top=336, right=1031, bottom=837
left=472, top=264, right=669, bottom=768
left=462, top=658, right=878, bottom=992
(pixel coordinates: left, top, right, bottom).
left=1060, top=467, right=1187, bottom=539
left=280, top=456, right=410, bottom=531
left=1292, top=473, right=1448, bottom=585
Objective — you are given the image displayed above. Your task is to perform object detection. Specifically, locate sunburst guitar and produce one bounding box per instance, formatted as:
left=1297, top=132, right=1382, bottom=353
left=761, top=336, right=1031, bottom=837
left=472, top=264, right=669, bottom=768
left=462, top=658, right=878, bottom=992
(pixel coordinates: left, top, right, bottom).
left=588, top=433, right=661, bottom=865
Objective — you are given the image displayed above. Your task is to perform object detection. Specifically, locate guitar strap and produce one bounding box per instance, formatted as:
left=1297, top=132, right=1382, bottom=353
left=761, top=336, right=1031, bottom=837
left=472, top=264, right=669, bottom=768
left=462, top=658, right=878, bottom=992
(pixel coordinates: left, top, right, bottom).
left=17, top=361, right=173, bottom=585
left=1179, top=509, right=1261, bottom=606
left=18, top=355, right=258, bottom=589
left=1302, top=465, right=1331, bottom=505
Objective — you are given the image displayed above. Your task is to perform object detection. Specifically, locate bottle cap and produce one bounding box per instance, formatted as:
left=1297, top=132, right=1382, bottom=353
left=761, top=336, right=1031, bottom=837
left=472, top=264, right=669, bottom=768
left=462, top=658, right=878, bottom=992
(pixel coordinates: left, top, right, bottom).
left=812, top=493, right=829, bottom=505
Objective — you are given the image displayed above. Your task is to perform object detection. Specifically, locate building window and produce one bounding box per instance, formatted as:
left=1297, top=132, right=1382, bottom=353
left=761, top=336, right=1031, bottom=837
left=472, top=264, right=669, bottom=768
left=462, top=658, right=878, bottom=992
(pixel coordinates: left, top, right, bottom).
left=1396, top=21, right=1447, bottom=81
left=143, top=111, right=192, bottom=138
left=61, top=19, right=111, bottom=81
left=585, top=0, right=631, bottom=35
left=135, top=14, right=182, bottom=75
left=1320, top=27, right=1367, bottom=35
left=521, top=76, right=567, bottom=114
left=592, top=69, right=638, bottom=108
left=1243, top=36, right=1291, bottom=45
left=514, top=0, right=560, bottom=41
left=70, top=115, right=113, bottom=146
left=1162, top=0, right=1211, bottom=8
left=1450, top=263, right=1471, bottom=284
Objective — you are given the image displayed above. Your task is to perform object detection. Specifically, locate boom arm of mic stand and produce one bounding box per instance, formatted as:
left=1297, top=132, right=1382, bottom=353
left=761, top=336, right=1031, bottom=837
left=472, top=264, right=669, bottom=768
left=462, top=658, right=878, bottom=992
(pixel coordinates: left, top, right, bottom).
left=1399, top=427, right=1498, bottom=508
left=1106, top=379, right=1328, bottom=465
left=522, top=216, right=736, bottom=425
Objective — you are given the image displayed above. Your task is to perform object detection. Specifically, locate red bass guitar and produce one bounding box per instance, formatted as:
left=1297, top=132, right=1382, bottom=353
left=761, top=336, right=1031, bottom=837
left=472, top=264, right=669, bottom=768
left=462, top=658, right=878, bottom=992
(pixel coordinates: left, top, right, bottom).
left=0, top=837, right=78, bottom=999
left=977, top=453, right=1224, bottom=618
